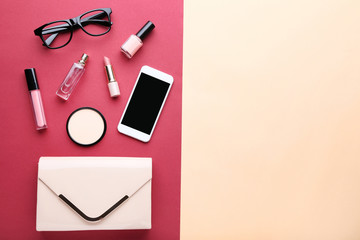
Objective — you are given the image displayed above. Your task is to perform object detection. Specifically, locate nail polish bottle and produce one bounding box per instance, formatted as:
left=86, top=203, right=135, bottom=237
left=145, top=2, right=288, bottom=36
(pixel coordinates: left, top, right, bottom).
left=56, top=53, right=88, bottom=100
left=25, top=68, right=47, bottom=130
left=121, top=21, right=155, bottom=58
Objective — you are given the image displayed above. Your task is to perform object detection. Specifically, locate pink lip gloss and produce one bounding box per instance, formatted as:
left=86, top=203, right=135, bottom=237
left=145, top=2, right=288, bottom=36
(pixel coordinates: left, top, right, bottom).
left=25, top=68, right=47, bottom=130
left=121, top=21, right=155, bottom=58
left=56, top=53, right=88, bottom=100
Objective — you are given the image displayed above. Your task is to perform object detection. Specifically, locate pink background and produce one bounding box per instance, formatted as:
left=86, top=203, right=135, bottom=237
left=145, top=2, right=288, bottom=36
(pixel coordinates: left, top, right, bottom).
left=0, top=0, right=182, bottom=239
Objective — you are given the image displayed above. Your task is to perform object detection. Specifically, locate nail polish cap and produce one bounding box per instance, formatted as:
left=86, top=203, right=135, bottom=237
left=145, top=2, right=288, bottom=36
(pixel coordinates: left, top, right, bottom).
left=25, top=68, right=39, bottom=91
left=136, top=21, right=155, bottom=41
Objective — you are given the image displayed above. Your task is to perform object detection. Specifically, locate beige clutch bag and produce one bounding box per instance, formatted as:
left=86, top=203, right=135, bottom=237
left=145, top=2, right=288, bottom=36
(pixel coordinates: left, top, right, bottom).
left=36, top=157, right=152, bottom=231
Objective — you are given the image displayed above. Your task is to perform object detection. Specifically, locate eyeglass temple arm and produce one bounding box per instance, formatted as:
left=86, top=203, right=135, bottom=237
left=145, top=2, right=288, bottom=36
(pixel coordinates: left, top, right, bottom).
left=44, top=34, right=58, bottom=46
left=43, top=12, right=108, bottom=35
left=80, top=19, right=112, bottom=27
left=44, top=12, right=110, bottom=46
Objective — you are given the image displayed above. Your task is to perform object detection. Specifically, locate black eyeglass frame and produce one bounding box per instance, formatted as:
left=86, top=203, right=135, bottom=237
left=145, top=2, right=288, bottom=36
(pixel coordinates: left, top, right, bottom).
left=34, top=8, right=112, bottom=49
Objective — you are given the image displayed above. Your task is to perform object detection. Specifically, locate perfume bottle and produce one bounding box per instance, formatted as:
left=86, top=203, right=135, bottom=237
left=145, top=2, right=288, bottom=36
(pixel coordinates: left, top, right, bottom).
left=56, top=53, right=88, bottom=100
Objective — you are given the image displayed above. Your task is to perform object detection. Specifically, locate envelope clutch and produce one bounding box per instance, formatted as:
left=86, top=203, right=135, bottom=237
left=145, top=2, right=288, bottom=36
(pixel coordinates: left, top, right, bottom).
left=36, top=157, right=152, bottom=231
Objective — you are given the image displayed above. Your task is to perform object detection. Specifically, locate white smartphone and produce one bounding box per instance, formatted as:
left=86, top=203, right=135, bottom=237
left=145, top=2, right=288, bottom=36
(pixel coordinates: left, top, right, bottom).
left=117, top=66, right=174, bottom=142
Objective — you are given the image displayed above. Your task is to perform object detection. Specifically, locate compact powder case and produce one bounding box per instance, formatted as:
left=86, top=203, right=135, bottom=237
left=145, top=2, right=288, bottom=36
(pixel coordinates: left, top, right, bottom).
left=66, top=107, right=107, bottom=146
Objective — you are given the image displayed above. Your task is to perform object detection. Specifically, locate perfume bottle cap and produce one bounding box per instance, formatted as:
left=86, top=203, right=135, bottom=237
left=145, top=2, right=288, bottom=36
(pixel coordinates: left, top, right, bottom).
left=79, top=53, right=89, bottom=65
left=136, top=21, right=155, bottom=41
left=25, top=68, right=39, bottom=91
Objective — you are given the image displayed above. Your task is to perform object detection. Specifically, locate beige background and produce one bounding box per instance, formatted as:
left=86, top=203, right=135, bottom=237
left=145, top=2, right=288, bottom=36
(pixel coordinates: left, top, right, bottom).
left=181, top=1, right=360, bottom=239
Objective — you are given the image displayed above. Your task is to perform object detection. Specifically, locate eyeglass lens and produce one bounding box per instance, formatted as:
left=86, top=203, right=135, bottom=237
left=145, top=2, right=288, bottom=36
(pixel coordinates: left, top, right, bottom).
left=80, top=10, right=110, bottom=35
left=42, top=21, right=72, bottom=49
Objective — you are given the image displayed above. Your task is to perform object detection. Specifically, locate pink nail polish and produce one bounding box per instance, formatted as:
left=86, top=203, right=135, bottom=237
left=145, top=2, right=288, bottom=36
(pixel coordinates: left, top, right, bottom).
left=25, top=68, right=47, bottom=130
left=121, top=21, right=155, bottom=58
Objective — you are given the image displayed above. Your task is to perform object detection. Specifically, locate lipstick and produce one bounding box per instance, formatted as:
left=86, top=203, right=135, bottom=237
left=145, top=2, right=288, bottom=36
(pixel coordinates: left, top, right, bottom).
left=104, top=56, right=120, bottom=97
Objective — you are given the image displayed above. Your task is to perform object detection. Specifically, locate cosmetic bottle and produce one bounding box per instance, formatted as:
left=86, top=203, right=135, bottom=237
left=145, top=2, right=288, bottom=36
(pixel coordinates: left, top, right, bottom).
left=25, top=68, right=47, bottom=130
left=56, top=53, right=88, bottom=100
left=121, top=21, right=155, bottom=58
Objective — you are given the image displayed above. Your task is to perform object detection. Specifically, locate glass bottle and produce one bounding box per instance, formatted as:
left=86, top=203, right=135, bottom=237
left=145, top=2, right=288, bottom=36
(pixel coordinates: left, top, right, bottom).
left=56, top=53, right=88, bottom=100
left=121, top=21, right=155, bottom=58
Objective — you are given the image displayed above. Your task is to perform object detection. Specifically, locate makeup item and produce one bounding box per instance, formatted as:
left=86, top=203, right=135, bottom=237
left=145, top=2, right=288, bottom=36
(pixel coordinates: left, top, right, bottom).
left=25, top=68, right=47, bottom=130
left=121, top=21, right=155, bottom=58
left=104, top=56, right=120, bottom=97
left=66, top=107, right=106, bottom=146
left=56, top=53, right=88, bottom=100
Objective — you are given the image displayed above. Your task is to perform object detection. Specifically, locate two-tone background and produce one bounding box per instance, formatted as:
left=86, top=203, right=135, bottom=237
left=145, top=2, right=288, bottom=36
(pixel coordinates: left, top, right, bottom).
left=1, top=0, right=360, bottom=239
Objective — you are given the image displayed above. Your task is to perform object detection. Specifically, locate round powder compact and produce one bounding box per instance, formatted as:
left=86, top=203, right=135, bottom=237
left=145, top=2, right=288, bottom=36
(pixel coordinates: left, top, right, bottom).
left=66, top=107, right=107, bottom=146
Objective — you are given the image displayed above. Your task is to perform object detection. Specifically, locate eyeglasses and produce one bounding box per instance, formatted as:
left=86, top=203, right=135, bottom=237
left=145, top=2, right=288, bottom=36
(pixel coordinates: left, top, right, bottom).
left=34, top=8, right=113, bottom=49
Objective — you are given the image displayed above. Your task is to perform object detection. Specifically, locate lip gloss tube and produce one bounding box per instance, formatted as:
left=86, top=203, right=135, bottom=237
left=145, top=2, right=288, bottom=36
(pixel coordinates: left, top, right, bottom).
left=25, top=68, right=47, bottom=130
left=104, top=56, right=120, bottom=97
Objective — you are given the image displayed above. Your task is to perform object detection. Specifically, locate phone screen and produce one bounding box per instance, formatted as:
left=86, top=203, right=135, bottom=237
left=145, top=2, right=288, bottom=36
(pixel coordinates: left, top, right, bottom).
left=121, top=73, right=170, bottom=134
